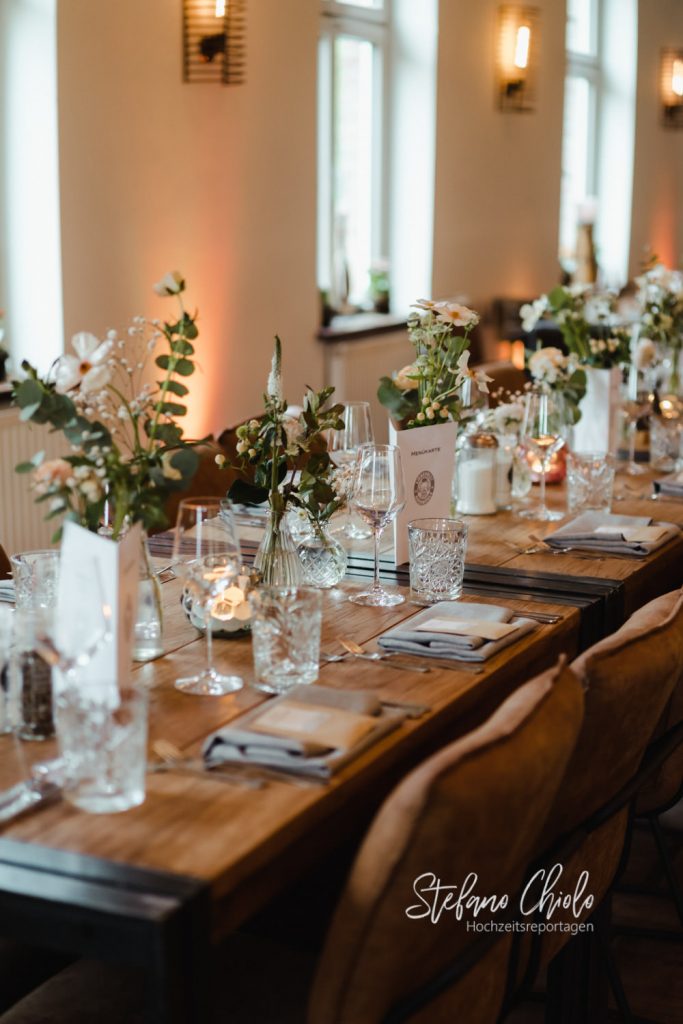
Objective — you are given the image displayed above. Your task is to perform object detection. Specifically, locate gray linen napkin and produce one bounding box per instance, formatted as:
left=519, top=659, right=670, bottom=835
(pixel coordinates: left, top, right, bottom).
left=0, top=581, right=14, bottom=604
left=655, top=472, right=683, bottom=498
left=544, top=512, right=680, bottom=557
left=202, top=684, right=404, bottom=780
left=377, top=602, right=536, bottom=662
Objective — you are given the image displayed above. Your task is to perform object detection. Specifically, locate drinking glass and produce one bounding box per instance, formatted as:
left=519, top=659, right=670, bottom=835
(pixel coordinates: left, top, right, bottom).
left=250, top=586, right=322, bottom=693
left=621, top=365, right=653, bottom=476
left=172, top=497, right=243, bottom=696
left=349, top=444, right=406, bottom=607
left=10, top=551, right=60, bottom=609
left=566, top=452, right=616, bottom=514
left=408, top=518, right=468, bottom=605
left=328, top=401, right=374, bottom=539
left=650, top=415, right=682, bottom=473
left=0, top=607, right=13, bottom=734
left=56, top=685, right=148, bottom=813
left=519, top=387, right=568, bottom=522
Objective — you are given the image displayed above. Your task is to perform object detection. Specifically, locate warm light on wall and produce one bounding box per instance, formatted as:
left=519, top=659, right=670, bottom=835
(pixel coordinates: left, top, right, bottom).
left=661, top=48, right=683, bottom=128
left=497, top=5, right=539, bottom=112
left=182, top=0, right=246, bottom=85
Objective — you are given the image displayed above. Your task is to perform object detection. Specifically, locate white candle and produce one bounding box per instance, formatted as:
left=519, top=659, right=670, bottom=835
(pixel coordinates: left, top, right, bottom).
left=457, top=460, right=496, bottom=515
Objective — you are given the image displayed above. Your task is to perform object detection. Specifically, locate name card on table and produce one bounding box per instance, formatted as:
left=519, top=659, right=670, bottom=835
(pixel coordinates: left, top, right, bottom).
left=56, top=520, right=141, bottom=695
left=389, top=419, right=458, bottom=565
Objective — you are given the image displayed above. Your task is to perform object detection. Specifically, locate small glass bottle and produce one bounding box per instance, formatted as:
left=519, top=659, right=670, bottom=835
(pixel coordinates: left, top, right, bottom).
left=456, top=432, right=498, bottom=516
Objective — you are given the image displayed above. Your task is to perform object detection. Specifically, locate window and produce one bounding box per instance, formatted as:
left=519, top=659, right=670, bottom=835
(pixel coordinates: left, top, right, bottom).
left=558, top=0, right=602, bottom=266
left=318, top=0, right=390, bottom=311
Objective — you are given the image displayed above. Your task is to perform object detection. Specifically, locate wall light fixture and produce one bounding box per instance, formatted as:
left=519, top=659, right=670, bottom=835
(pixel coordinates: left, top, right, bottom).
left=182, top=0, right=246, bottom=85
left=497, top=5, right=539, bottom=112
left=661, top=48, right=683, bottom=128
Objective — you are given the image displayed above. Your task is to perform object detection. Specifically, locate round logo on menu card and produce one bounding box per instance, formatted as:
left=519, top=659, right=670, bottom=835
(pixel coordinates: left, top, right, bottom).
left=414, top=470, right=435, bottom=505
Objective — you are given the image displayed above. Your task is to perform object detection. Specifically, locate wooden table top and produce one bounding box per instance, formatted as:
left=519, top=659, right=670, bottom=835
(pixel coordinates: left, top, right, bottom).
left=0, top=467, right=681, bottom=940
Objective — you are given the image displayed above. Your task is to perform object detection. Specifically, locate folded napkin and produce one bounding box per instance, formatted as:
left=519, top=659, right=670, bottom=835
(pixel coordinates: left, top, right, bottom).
left=543, top=512, right=680, bottom=557
left=655, top=472, right=683, bottom=499
left=202, top=684, right=404, bottom=779
left=377, top=602, right=536, bottom=663
left=0, top=581, right=14, bottom=604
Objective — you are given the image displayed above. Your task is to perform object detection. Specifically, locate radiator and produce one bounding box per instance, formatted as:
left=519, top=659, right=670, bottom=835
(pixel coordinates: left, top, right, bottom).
left=322, top=329, right=414, bottom=444
left=0, top=407, right=65, bottom=555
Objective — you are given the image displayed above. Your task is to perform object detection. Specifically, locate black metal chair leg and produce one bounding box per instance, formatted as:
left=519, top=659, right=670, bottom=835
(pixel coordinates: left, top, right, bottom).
left=649, top=813, right=683, bottom=929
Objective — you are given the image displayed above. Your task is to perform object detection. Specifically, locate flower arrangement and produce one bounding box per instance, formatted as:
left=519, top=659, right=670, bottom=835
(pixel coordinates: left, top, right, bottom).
left=635, top=260, right=683, bottom=390
left=378, top=298, right=488, bottom=429
left=13, top=271, right=200, bottom=540
left=526, top=346, right=587, bottom=425
left=219, top=338, right=345, bottom=573
left=520, top=285, right=631, bottom=369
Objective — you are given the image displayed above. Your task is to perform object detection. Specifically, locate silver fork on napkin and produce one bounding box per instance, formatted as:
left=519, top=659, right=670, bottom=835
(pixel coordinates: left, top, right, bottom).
left=337, top=639, right=431, bottom=673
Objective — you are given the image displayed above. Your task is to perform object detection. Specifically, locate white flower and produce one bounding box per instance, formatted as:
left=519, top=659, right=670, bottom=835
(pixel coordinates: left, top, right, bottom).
left=528, top=346, right=568, bottom=385
left=411, top=298, right=438, bottom=312
left=634, top=337, right=657, bottom=370
left=153, top=271, right=185, bottom=297
left=434, top=302, right=480, bottom=328
left=283, top=416, right=304, bottom=446
left=32, top=458, right=72, bottom=496
left=519, top=296, right=549, bottom=332
left=493, top=401, right=525, bottom=433
left=54, top=333, right=113, bottom=394
left=454, top=351, right=494, bottom=394
left=266, top=337, right=283, bottom=402
left=393, top=364, right=419, bottom=391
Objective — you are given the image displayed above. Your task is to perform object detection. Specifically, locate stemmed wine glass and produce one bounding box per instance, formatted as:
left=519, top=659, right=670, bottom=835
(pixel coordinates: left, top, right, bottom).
left=327, top=401, right=374, bottom=539
left=349, top=444, right=406, bottom=607
left=172, top=497, right=243, bottom=696
left=621, top=364, right=653, bottom=476
left=519, top=386, right=568, bottom=522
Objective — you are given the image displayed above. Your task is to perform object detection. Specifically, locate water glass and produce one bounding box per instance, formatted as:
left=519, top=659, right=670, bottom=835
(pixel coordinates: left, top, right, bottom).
left=408, top=518, right=468, bottom=605
left=10, top=551, right=60, bottom=609
left=13, top=609, right=55, bottom=741
left=650, top=416, right=682, bottom=473
left=56, top=685, right=149, bottom=813
left=0, top=607, right=14, bottom=733
left=250, top=587, right=322, bottom=694
left=566, top=452, right=616, bottom=514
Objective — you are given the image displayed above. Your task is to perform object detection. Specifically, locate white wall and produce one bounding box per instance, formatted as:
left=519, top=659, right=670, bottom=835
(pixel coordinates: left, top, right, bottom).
left=57, top=0, right=320, bottom=440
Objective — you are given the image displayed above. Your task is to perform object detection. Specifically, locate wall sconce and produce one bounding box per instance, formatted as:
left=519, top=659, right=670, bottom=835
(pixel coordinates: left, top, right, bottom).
left=497, top=5, right=539, bottom=112
left=182, top=0, right=246, bottom=85
left=660, top=48, right=683, bottom=128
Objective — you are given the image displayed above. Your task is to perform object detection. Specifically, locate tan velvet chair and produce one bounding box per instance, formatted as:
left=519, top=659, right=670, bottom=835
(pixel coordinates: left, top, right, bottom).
left=510, top=587, right=683, bottom=1019
left=0, top=660, right=584, bottom=1024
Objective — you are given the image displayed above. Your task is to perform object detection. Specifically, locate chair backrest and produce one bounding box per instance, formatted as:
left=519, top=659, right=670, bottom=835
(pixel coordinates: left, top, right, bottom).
left=547, top=587, right=683, bottom=841
left=308, top=659, right=584, bottom=1024
left=0, top=544, right=10, bottom=581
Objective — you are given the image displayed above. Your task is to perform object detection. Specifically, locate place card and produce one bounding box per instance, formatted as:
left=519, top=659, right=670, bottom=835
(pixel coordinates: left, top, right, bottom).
left=414, top=617, right=520, bottom=640
left=593, top=525, right=668, bottom=544
left=249, top=700, right=378, bottom=751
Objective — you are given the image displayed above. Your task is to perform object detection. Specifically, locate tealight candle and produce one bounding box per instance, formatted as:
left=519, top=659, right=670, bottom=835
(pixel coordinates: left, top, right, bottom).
left=456, top=432, right=498, bottom=515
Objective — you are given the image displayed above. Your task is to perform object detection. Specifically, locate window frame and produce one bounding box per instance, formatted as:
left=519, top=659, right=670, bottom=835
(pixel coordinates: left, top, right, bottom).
left=318, top=0, right=391, bottom=306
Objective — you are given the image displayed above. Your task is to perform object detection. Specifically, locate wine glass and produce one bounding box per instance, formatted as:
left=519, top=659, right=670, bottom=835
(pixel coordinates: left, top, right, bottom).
left=172, top=497, right=243, bottom=696
left=349, top=444, right=406, bottom=607
left=519, top=387, right=568, bottom=522
left=327, top=401, right=374, bottom=539
left=621, top=364, right=653, bottom=476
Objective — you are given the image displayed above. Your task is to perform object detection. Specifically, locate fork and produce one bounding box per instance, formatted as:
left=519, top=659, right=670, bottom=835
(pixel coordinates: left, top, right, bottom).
left=150, top=739, right=265, bottom=789
left=337, top=639, right=431, bottom=673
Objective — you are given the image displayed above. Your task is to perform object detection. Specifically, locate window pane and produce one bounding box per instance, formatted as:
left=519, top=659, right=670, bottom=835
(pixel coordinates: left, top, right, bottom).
left=333, top=35, right=375, bottom=305
left=559, top=75, right=593, bottom=259
left=567, top=0, right=596, bottom=56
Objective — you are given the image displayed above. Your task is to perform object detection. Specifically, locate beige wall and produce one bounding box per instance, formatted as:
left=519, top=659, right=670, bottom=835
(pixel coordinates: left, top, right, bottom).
left=57, top=0, right=320, bottom=440
left=630, top=0, right=683, bottom=277
left=55, top=0, right=683, bottom=438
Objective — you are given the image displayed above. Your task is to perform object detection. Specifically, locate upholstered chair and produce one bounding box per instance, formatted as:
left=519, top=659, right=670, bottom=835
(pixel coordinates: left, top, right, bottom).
left=0, top=660, right=584, bottom=1024
left=510, top=587, right=683, bottom=1019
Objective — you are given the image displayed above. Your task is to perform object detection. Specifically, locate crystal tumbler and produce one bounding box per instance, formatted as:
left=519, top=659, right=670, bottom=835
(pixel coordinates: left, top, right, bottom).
left=408, top=518, right=468, bottom=605
left=250, top=587, right=322, bottom=694
left=566, top=452, right=615, bottom=514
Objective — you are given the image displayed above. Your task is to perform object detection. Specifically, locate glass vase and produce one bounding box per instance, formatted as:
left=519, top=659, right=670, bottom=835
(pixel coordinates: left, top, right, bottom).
left=296, top=521, right=348, bottom=589
left=133, top=533, right=163, bottom=662
left=254, top=511, right=303, bottom=585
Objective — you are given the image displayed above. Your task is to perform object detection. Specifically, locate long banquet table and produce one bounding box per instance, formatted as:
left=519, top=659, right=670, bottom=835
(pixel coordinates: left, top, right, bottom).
left=0, top=471, right=682, bottom=1021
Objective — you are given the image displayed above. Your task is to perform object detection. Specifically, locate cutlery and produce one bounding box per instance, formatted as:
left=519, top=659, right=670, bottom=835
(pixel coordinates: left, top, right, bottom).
left=527, top=534, right=639, bottom=560
left=150, top=739, right=264, bottom=789
left=336, top=639, right=431, bottom=673
left=0, top=777, right=61, bottom=824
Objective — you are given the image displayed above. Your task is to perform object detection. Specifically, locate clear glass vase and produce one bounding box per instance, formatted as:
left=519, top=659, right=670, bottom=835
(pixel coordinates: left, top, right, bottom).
left=133, top=534, right=163, bottom=662
left=254, top=511, right=303, bottom=585
left=296, top=521, right=348, bottom=588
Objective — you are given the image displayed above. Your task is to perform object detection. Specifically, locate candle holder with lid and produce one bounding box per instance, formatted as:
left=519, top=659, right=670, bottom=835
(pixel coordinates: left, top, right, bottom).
left=455, top=432, right=499, bottom=515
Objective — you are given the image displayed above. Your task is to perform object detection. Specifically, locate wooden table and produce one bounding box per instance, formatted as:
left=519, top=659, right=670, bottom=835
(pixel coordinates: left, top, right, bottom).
left=0, top=471, right=681, bottom=1021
